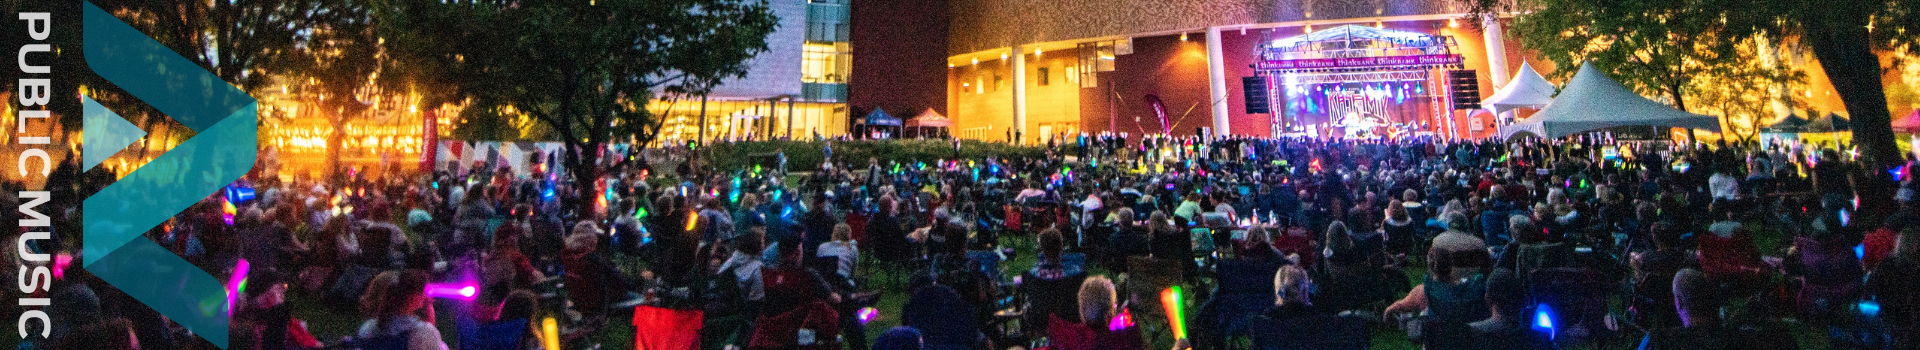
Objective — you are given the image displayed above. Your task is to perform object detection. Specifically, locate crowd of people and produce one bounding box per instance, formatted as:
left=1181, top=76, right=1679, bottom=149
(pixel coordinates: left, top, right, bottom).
left=8, top=131, right=1920, bottom=350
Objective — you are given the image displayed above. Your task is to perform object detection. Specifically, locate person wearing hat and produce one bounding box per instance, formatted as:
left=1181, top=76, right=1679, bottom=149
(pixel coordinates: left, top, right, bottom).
left=561, top=222, right=635, bottom=316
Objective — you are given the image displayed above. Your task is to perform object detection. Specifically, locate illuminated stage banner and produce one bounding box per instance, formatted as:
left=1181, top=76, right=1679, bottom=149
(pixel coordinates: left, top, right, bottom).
left=1258, top=54, right=1463, bottom=70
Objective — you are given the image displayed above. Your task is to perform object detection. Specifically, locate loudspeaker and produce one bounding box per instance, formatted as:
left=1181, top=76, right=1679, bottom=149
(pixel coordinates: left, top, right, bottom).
left=1242, top=76, right=1270, bottom=114
left=1449, top=70, right=1481, bottom=110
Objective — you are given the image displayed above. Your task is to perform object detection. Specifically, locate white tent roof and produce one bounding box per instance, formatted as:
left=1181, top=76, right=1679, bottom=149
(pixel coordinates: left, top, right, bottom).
left=1499, top=62, right=1720, bottom=139
left=1482, top=61, right=1557, bottom=115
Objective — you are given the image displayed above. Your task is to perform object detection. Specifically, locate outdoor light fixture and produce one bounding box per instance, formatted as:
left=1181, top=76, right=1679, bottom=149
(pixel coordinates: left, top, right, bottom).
left=972, top=58, right=978, bottom=65
left=1450, top=19, right=1459, bottom=28
left=1180, top=32, right=1188, bottom=41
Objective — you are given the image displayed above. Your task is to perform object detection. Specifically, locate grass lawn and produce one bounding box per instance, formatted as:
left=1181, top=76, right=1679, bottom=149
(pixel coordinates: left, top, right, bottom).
left=281, top=212, right=1838, bottom=349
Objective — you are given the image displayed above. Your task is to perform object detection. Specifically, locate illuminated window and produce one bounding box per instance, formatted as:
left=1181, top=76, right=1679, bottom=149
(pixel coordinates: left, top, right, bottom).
left=802, top=42, right=851, bottom=83
left=1077, top=42, right=1114, bottom=88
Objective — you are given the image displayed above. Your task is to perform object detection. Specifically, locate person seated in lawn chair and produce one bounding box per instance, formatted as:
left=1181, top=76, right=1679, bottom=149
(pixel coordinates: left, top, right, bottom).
left=1043, top=276, right=1143, bottom=350
left=748, top=239, right=844, bottom=350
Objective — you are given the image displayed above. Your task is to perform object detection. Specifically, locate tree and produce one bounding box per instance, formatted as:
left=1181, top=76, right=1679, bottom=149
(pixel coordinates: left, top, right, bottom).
left=4, top=0, right=359, bottom=164
left=377, top=0, right=779, bottom=214
left=1484, top=0, right=1806, bottom=138
left=278, top=0, right=382, bottom=183
left=1688, top=39, right=1810, bottom=144
left=1462, top=0, right=1916, bottom=167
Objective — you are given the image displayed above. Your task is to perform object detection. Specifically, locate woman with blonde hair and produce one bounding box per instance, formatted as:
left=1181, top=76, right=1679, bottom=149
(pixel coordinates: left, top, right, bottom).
left=816, top=223, right=859, bottom=279
left=1047, top=276, right=1144, bottom=350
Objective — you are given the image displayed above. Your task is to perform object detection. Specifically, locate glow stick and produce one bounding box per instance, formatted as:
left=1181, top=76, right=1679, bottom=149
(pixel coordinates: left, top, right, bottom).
left=686, top=210, right=699, bottom=232
left=1859, top=300, right=1882, bottom=317
left=541, top=317, right=560, bottom=350
left=1533, top=304, right=1555, bottom=340
left=857, top=307, right=880, bottom=325
left=425, top=283, right=477, bottom=300
left=1108, top=309, right=1134, bottom=331
left=226, top=259, right=250, bottom=316
left=222, top=198, right=237, bottom=226
left=52, top=253, right=69, bottom=280
left=1160, top=286, right=1187, bottom=339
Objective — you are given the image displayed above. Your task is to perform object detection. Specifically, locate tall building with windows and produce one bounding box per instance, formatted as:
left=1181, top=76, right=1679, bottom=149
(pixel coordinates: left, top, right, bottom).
left=652, top=0, right=853, bottom=145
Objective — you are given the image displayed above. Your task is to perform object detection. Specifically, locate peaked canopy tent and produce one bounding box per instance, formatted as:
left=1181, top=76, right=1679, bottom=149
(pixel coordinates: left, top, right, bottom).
left=905, top=108, right=953, bottom=138
left=1499, top=62, right=1720, bottom=139
left=859, top=108, right=903, bottom=139
left=1805, top=113, right=1852, bottom=133
left=1758, top=113, right=1810, bottom=146
left=1763, top=114, right=1810, bottom=133
left=1894, top=109, right=1920, bottom=133
left=1482, top=61, right=1558, bottom=116
left=1896, top=109, right=1920, bottom=160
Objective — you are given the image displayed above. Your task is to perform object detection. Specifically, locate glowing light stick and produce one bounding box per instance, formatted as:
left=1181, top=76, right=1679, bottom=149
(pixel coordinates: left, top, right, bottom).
left=857, top=307, right=880, bottom=325
left=686, top=210, right=700, bottom=232
left=1108, top=309, right=1135, bottom=331
left=1160, top=286, right=1187, bottom=339
left=222, top=198, right=237, bottom=226
left=1533, top=304, right=1556, bottom=340
left=541, top=317, right=560, bottom=350
left=1859, top=300, right=1882, bottom=317
left=226, top=259, right=250, bottom=316
left=425, top=283, right=478, bottom=300
left=52, top=253, right=69, bottom=280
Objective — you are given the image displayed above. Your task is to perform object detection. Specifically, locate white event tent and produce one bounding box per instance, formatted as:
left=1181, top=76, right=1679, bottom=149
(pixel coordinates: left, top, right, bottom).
left=1482, top=61, right=1558, bottom=115
left=1500, top=62, right=1720, bottom=139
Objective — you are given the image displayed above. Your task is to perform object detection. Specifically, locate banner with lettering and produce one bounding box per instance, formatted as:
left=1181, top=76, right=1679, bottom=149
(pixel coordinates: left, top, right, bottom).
left=1257, top=54, right=1463, bottom=71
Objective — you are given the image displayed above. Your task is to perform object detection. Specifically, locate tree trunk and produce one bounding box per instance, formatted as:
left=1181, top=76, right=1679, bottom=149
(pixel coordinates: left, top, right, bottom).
left=1806, top=23, right=1899, bottom=168
left=565, top=140, right=604, bottom=219
left=328, top=116, right=346, bottom=185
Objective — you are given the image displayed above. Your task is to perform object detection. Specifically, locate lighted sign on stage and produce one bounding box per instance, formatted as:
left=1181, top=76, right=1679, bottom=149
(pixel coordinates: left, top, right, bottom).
left=1258, top=54, right=1464, bottom=70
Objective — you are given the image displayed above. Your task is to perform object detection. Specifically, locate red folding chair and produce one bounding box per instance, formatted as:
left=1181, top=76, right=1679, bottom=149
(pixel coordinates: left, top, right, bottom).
left=847, top=212, right=870, bottom=243
left=634, top=306, right=703, bottom=350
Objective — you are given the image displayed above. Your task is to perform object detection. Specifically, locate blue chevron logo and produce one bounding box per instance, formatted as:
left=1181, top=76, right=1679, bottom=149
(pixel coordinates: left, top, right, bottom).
left=80, top=1, right=259, bottom=348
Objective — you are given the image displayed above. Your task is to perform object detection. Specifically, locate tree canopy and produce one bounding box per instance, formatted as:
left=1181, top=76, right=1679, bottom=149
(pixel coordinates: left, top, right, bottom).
left=376, top=0, right=779, bottom=211
left=1460, top=0, right=1914, bottom=165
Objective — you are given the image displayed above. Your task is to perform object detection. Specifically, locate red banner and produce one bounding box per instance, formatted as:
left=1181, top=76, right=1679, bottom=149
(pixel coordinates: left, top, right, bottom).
left=1258, top=54, right=1463, bottom=70
left=422, top=111, right=438, bottom=170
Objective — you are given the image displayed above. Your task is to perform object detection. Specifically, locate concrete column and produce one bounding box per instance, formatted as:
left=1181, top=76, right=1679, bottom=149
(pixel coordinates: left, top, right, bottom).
left=1012, top=45, right=1028, bottom=145
left=1482, top=15, right=1510, bottom=90
left=1483, top=15, right=1512, bottom=125
left=1206, top=27, right=1230, bottom=137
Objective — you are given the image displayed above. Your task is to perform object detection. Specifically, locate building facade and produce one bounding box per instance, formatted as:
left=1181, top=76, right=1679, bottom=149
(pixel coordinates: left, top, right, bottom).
left=934, top=0, right=1535, bottom=142
left=654, top=0, right=855, bottom=145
